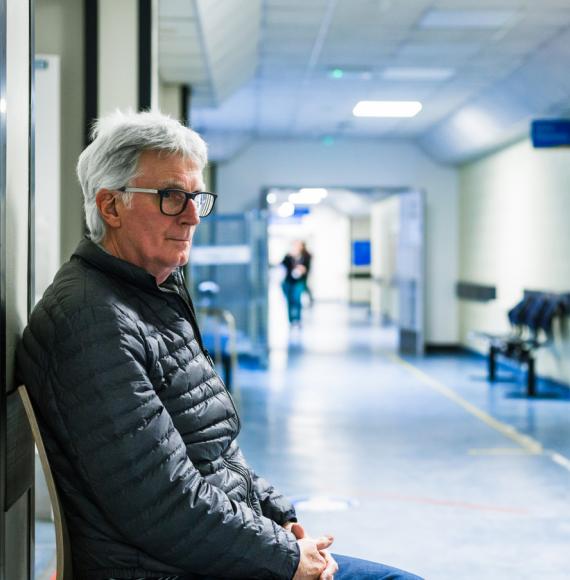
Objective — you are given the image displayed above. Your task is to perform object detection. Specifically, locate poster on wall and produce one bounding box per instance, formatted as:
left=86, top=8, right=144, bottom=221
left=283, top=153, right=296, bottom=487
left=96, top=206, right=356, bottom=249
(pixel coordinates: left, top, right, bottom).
left=352, top=240, right=371, bottom=266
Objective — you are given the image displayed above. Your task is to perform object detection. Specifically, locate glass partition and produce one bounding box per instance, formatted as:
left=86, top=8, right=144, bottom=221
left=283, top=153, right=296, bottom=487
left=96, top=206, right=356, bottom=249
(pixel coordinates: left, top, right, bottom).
left=31, top=53, right=61, bottom=579
left=0, top=0, right=8, bottom=538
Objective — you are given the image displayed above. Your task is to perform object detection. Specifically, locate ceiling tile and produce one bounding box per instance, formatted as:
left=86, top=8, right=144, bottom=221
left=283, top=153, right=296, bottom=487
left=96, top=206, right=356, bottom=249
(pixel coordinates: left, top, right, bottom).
left=419, top=8, right=519, bottom=29
left=397, top=41, right=483, bottom=59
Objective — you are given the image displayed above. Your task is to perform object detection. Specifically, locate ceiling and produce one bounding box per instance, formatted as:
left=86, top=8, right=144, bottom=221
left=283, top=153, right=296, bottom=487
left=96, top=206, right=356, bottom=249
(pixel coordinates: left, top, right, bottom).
left=266, top=186, right=391, bottom=218
left=159, top=0, right=570, bottom=164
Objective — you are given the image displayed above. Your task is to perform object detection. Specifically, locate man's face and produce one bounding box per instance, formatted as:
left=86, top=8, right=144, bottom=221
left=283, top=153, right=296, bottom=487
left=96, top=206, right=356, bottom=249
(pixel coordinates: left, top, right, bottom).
left=111, top=150, right=204, bottom=282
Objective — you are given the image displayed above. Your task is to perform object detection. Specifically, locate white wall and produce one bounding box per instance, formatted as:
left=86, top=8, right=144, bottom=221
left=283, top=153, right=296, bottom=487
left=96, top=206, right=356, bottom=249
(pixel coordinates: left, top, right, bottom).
left=159, top=82, right=182, bottom=120
left=459, top=138, right=570, bottom=384
left=98, top=0, right=138, bottom=115
left=217, top=138, right=459, bottom=344
left=268, top=206, right=350, bottom=302
left=35, top=55, right=61, bottom=303
left=36, top=0, right=85, bottom=262
left=371, top=196, right=400, bottom=323
left=99, top=0, right=159, bottom=114
left=307, top=207, right=351, bottom=301
left=349, top=217, right=371, bottom=304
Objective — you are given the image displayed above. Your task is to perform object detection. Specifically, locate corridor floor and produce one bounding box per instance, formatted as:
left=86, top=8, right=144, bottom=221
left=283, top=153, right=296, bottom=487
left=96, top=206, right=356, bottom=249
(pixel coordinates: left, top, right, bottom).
left=235, top=301, right=570, bottom=580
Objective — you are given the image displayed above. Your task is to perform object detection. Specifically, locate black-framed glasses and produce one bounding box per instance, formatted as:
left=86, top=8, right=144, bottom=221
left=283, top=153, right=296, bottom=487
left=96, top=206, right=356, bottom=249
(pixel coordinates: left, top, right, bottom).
left=118, top=187, right=218, bottom=217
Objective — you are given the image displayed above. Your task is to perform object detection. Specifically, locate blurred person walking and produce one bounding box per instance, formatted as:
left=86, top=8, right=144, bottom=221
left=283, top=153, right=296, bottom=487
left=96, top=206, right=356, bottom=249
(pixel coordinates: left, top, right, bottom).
left=282, top=240, right=312, bottom=326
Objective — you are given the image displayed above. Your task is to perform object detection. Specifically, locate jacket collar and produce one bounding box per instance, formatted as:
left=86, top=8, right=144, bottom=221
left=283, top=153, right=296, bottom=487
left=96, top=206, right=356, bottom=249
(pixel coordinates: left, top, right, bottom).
left=72, top=237, right=181, bottom=292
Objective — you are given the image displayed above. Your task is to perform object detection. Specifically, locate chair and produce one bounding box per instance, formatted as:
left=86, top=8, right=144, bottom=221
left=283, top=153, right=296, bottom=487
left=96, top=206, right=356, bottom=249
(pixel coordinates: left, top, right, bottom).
left=18, top=385, right=73, bottom=580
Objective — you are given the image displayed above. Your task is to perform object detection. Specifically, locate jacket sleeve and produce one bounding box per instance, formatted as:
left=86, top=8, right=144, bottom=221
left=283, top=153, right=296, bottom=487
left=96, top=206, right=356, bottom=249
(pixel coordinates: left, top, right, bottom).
left=251, top=471, right=298, bottom=525
left=229, top=446, right=297, bottom=525
left=25, top=303, right=299, bottom=579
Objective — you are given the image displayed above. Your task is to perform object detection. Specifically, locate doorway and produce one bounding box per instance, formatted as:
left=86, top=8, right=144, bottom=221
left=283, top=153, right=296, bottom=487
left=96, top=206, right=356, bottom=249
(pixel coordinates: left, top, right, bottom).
left=264, top=187, right=425, bottom=356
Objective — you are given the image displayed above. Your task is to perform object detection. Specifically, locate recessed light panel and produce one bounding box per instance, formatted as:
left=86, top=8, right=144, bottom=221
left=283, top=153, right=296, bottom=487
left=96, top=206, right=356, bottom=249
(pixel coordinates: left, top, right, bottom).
left=353, top=101, right=423, bottom=118
left=419, top=9, right=518, bottom=29
left=398, top=42, right=481, bottom=58
left=289, top=189, right=328, bottom=205
left=382, top=67, right=455, bottom=81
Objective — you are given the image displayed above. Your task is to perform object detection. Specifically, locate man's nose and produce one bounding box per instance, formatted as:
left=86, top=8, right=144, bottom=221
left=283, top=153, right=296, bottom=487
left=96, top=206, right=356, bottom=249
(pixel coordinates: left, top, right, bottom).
left=179, top=198, right=200, bottom=225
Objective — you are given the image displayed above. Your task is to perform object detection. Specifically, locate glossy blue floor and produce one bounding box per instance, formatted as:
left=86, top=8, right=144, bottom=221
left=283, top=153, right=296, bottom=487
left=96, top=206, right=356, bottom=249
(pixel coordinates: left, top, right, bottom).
left=35, top=521, right=56, bottom=580
left=35, top=301, right=570, bottom=579
left=236, top=300, right=570, bottom=580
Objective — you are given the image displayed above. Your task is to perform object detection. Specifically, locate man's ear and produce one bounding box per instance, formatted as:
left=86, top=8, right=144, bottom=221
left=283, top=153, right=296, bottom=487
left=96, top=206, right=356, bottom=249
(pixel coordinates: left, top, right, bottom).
left=96, top=189, right=121, bottom=229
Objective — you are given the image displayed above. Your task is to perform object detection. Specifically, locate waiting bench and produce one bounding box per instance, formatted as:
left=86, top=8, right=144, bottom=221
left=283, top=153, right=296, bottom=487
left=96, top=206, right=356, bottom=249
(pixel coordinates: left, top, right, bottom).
left=475, top=292, right=568, bottom=397
left=18, top=385, right=73, bottom=579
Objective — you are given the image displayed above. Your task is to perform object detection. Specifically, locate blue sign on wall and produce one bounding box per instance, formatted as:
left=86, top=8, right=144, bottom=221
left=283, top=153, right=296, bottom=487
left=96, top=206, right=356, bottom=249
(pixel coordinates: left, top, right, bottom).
left=293, top=206, right=311, bottom=217
left=352, top=240, right=371, bottom=266
left=531, top=119, right=570, bottom=148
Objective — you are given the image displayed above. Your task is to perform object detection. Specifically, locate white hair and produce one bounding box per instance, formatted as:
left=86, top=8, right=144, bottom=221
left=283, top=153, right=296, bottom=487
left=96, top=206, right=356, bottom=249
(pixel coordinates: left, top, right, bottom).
left=77, top=110, right=208, bottom=243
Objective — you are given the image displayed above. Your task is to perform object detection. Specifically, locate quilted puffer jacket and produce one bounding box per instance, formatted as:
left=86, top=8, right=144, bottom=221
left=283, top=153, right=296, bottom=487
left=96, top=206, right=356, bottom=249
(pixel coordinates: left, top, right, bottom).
left=17, top=239, right=300, bottom=580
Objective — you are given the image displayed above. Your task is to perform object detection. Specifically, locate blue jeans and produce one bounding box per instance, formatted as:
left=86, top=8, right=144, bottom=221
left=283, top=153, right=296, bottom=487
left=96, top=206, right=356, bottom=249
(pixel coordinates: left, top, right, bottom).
left=282, top=279, right=306, bottom=323
left=106, top=557, right=423, bottom=579
left=331, top=553, right=424, bottom=579
left=106, top=555, right=423, bottom=580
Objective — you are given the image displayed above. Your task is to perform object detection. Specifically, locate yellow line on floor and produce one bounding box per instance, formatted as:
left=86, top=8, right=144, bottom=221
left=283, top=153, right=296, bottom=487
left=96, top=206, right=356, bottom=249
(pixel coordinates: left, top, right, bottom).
left=549, top=451, right=570, bottom=472
left=388, top=353, right=543, bottom=455
left=468, top=448, right=537, bottom=456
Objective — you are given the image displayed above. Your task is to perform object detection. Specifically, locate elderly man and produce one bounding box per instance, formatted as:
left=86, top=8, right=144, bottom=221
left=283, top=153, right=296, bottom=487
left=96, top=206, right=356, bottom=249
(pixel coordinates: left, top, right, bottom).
left=17, top=111, right=421, bottom=580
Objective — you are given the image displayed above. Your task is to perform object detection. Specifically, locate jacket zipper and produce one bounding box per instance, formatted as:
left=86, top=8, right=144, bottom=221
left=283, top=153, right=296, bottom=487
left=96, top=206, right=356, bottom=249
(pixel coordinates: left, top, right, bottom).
left=223, top=458, right=254, bottom=509
left=159, top=274, right=253, bottom=510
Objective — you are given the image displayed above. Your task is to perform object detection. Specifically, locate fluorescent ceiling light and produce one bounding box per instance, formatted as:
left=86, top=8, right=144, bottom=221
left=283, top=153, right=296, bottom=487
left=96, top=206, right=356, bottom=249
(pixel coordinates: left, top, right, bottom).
left=353, top=101, right=422, bottom=118
left=289, top=188, right=328, bottom=205
left=419, top=9, right=517, bottom=29
left=299, top=188, right=328, bottom=199
left=277, top=202, right=295, bottom=218
left=266, top=192, right=277, bottom=204
left=398, top=42, right=480, bottom=58
left=382, top=67, right=455, bottom=81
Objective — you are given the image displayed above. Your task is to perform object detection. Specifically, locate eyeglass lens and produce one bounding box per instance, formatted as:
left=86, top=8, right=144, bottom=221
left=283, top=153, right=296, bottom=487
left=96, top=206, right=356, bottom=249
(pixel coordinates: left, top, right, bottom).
left=161, top=190, right=215, bottom=217
left=195, top=193, right=215, bottom=216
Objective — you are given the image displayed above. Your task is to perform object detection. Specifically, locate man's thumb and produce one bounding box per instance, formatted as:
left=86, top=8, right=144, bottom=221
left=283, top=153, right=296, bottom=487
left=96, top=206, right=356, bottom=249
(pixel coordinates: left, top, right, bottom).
left=291, top=523, right=306, bottom=539
left=316, top=535, right=334, bottom=550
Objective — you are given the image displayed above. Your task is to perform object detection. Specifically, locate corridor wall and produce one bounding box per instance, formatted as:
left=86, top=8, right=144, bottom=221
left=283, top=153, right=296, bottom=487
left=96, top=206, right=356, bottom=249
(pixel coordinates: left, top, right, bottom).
left=217, top=138, right=459, bottom=345
left=35, top=0, right=84, bottom=263
left=349, top=217, right=371, bottom=305
left=459, top=138, right=570, bottom=385
left=370, top=196, right=400, bottom=325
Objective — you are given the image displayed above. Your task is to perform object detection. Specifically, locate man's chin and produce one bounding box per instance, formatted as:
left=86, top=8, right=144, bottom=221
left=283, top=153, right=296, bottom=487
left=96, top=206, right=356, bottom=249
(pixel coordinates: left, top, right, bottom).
left=178, top=246, right=191, bottom=266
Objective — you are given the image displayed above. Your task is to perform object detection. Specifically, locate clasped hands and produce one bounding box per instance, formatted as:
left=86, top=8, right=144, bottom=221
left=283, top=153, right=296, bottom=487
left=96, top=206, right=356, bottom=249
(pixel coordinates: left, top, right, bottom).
left=284, top=522, right=338, bottom=580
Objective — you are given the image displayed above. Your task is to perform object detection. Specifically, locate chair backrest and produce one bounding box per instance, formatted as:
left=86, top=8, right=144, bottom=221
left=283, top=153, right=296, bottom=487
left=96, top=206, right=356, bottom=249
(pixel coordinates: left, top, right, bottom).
left=18, top=385, right=73, bottom=580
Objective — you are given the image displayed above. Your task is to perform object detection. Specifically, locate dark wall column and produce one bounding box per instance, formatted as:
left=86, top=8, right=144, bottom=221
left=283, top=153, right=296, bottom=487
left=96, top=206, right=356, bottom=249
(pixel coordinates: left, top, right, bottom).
left=181, top=84, right=192, bottom=126
left=84, top=0, right=98, bottom=145
left=138, top=0, right=152, bottom=110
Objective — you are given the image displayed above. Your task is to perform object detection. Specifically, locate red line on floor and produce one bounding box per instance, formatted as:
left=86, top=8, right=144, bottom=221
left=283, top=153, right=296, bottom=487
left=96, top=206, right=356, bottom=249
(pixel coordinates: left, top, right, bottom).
left=345, top=489, right=530, bottom=514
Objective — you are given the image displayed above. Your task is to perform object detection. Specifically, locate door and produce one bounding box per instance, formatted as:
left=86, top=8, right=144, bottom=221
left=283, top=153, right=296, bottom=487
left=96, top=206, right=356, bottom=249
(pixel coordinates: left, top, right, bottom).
left=397, top=190, right=425, bottom=355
